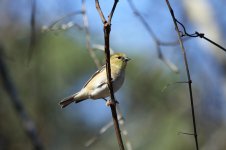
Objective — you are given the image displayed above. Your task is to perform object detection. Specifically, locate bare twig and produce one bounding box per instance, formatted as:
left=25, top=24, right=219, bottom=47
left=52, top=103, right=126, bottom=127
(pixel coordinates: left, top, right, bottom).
left=48, top=11, right=83, bottom=30
left=161, top=81, right=190, bottom=92
left=165, top=1, right=199, bottom=150
left=107, top=0, right=119, bottom=23
left=28, top=0, right=36, bottom=63
left=85, top=104, right=132, bottom=150
left=43, top=1, right=102, bottom=68
left=95, top=0, right=106, bottom=23
left=85, top=121, right=114, bottom=147
left=116, top=105, right=132, bottom=150
left=82, top=0, right=101, bottom=68
left=176, top=19, right=226, bottom=52
left=0, top=46, right=43, bottom=150
left=92, top=44, right=115, bottom=54
left=199, top=34, right=226, bottom=52
left=42, top=21, right=83, bottom=32
left=178, top=131, right=195, bottom=136
left=126, top=0, right=179, bottom=73
left=95, top=0, right=125, bottom=149
left=41, top=11, right=83, bottom=33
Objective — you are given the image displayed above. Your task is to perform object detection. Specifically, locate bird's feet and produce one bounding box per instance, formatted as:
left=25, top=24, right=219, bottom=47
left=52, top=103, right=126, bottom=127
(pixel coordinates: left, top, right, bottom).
left=102, top=98, right=119, bottom=106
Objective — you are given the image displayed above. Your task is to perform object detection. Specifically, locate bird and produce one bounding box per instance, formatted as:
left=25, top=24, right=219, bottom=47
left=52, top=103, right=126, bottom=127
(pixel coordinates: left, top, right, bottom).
left=59, top=53, right=130, bottom=108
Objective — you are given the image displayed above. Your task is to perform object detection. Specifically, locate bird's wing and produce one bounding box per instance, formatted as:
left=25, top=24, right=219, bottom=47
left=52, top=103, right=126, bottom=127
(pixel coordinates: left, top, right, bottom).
left=82, top=65, right=106, bottom=88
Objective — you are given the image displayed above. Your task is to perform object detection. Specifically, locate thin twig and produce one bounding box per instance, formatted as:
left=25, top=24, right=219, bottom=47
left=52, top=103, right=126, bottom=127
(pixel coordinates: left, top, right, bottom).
left=107, top=0, right=119, bottom=23
left=92, top=44, right=115, bottom=54
left=178, top=131, right=195, bottom=136
left=200, top=34, right=226, bottom=52
left=95, top=0, right=106, bottom=23
left=176, top=19, right=226, bottom=52
left=43, top=2, right=102, bottom=68
left=95, top=0, right=125, bottom=149
left=126, top=0, right=179, bottom=73
left=85, top=105, right=132, bottom=150
left=161, top=81, right=190, bottom=92
left=28, top=0, right=36, bottom=63
left=116, top=105, right=133, bottom=150
left=82, top=0, right=101, bottom=68
left=165, top=1, right=199, bottom=150
left=0, top=46, right=43, bottom=150
left=41, top=11, right=83, bottom=33
left=85, top=121, right=114, bottom=147
left=48, top=11, right=83, bottom=30
left=42, top=22, right=83, bottom=32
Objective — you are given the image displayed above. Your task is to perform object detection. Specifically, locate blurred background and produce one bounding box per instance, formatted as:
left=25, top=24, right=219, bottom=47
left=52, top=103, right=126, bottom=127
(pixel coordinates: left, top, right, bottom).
left=1, top=0, right=226, bottom=150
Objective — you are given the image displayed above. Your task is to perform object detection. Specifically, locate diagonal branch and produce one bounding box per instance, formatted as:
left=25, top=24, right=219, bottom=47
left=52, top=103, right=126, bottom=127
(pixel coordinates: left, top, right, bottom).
left=82, top=0, right=101, bottom=68
left=126, top=0, right=179, bottom=73
left=85, top=120, right=114, bottom=147
left=95, top=0, right=106, bottom=24
left=28, top=0, right=36, bottom=63
left=48, top=11, right=83, bottom=30
left=176, top=19, right=226, bottom=52
left=107, top=0, right=119, bottom=23
left=95, top=0, right=125, bottom=149
left=85, top=104, right=132, bottom=150
left=199, top=34, right=226, bottom=52
left=0, top=46, right=43, bottom=150
left=165, top=1, right=199, bottom=150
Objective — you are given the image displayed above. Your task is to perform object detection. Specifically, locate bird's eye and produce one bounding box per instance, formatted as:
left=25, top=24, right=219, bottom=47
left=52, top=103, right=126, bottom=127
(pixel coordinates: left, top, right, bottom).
left=117, top=56, right=122, bottom=59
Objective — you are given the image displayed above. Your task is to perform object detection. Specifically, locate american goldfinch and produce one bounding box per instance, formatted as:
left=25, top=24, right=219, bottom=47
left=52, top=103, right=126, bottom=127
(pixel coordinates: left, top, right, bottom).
left=59, top=53, right=130, bottom=108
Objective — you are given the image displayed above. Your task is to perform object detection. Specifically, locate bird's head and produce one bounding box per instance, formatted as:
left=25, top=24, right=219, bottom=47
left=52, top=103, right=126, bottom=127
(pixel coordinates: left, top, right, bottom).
left=110, top=53, right=131, bottom=69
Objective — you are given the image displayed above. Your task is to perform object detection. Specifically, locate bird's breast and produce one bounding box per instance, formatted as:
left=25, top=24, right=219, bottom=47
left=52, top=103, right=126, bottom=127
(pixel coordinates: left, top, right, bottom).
left=112, top=70, right=125, bottom=92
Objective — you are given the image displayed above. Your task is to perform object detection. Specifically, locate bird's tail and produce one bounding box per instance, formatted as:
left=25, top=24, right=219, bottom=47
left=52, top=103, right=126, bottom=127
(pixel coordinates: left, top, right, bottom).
left=59, top=93, right=85, bottom=108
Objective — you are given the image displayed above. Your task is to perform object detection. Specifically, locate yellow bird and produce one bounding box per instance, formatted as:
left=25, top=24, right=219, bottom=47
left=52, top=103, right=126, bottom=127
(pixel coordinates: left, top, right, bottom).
left=59, top=53, right=130, bottom=108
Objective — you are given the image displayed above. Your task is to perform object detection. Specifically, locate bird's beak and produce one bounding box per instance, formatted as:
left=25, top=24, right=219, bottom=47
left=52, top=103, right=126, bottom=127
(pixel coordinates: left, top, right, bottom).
left=125, top=57, right=131, bottom=62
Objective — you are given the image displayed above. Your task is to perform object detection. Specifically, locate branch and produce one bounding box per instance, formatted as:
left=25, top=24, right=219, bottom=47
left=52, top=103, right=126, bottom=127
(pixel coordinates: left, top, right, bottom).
left=92, top=44, right=115, bottom=54
left=48, top=11, right=83, bottom=30
left=85, top=105, right=132, bottom=150
left=0, top=46, right=43, bottom=150
left=43, top=1, right=102, bottom=68
left=165, top=1, right=199, bottom=150
left=107, top=0, right=119, bottom=23
left=176, top=19, right=226, bottom=52
left=42, top=11, right=83, bottom=32
left=116, top=105, right=133, bottom=150
left=95, top=0, right=125, bottom=149
left=28, top=0, right=36, bottom=63
left=161, top=81, right=190, bottom=92
left=95, top=0, right=106, bottom=24
left=82, top=0, right=101, bottom=68
left=126, top=0, right=179, bottom=73
left=85, top=120, right=114, bottom=147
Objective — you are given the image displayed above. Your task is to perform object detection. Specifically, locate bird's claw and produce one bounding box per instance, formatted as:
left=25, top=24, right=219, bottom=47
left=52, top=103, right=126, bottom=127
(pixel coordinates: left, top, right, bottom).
left=105, top=99, right=119, bottom=106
